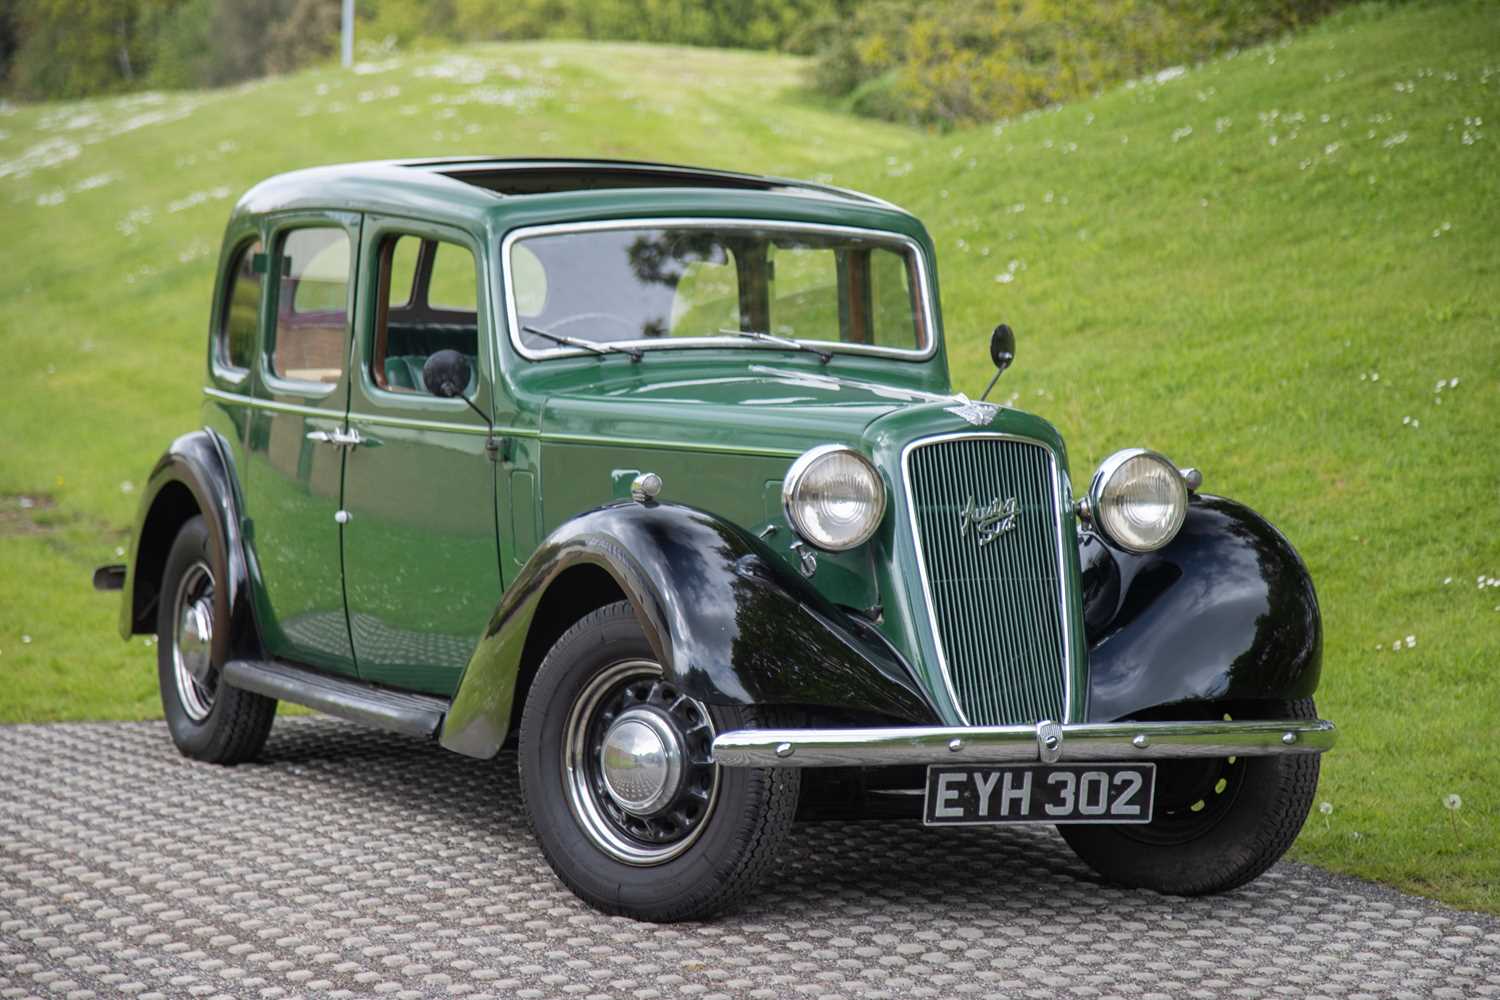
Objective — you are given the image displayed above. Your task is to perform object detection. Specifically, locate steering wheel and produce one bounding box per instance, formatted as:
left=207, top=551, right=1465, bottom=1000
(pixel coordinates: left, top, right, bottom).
left=547, top=312, right=642, bottom=339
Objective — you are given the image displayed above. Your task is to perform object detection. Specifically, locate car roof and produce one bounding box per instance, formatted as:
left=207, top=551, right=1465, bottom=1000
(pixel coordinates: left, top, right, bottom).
left=231, top=157, right=908, bottom=233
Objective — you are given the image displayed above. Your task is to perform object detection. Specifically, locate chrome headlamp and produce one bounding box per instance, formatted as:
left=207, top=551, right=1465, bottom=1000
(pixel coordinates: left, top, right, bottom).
left=782, top=445, right=886, bottom=551
left=1083, top=448, right=1188, bottom=553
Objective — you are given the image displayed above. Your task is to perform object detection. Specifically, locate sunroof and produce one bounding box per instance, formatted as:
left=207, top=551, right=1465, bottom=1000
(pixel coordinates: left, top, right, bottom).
left=435, top=163, right=780, bottom=197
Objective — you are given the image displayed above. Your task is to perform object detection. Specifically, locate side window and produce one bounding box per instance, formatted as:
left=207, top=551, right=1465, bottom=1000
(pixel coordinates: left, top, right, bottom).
left=372, top=234, right=480, bottom=395
left=428, top=242, right=478, bottom=312
left=769, top=244, right=839, bottom=339
left=271, top=227, right=350, bottom=387
left=670, top=251, right=739, bottom=336
left=218, top=240, right=263, bottom=372
left=868, top=247, right=921, bottom=348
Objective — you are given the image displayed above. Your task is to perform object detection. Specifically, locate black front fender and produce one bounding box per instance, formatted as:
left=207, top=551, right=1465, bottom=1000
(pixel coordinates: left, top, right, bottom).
left=1081, top=494, right=1322, bottom=722
left=119, top=429, right=259, bottom=664
left=440, top=502, right=938, bottom=759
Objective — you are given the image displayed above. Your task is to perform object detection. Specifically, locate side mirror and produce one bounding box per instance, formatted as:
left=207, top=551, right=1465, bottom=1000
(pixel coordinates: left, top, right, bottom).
left=980, top=324, right=1016, bottom=401
left=422, top=350, right=472, bottom=399
left=990, top=323, right=1016, bottom=375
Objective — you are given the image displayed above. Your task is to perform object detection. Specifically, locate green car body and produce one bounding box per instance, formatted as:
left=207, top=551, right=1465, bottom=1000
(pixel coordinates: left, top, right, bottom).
left=105, top=158, right=1336, bottom=920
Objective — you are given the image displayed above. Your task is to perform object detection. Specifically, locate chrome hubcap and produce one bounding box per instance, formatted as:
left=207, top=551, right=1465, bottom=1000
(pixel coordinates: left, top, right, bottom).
left=563, top=659, right=719, bottom=866
left=600, top=709, right=684, bottom=816
left=171, top=562, right=216, bottom=721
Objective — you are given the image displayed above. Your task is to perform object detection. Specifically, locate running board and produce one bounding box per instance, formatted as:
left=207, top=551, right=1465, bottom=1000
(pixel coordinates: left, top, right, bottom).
left=222, top=659, right=449, bottom=739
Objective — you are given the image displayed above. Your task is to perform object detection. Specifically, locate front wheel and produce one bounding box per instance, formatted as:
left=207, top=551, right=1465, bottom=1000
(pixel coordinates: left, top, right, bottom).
left=1059, top=699, right=1321, bottom=895
left=519, top=601, right=799, bottom=922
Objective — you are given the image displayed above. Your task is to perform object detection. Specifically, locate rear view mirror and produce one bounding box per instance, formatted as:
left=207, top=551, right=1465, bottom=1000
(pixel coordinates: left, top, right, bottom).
left=981, top=324, right=1016, bottom=400
left=422, top=350, right=472, bottom=399
left=990, top=323, right=1016, bottom=374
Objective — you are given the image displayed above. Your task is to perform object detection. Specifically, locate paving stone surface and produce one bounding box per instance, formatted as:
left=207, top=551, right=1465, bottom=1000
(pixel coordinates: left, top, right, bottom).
left=2, top=716, right=1497, bottom=1000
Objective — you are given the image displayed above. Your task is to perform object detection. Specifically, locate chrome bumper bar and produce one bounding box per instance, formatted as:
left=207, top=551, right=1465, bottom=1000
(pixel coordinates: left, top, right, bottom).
left=711, top=718, right=1337, bottom=768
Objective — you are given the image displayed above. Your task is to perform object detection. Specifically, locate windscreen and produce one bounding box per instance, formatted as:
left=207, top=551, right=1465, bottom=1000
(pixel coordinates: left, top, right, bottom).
left=509, top=224, right=927, bottom=355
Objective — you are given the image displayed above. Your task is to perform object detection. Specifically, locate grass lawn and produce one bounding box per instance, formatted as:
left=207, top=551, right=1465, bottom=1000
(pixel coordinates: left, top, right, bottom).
left=832, top=0, right=1500, bottom=913
left=2, top=2, right=1496, bottom=912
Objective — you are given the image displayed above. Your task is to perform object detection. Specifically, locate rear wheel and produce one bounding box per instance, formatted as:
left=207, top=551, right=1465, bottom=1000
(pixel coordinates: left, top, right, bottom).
left=1059, top=699, right=1320, bottom=895
left=156, top=515, right=276, bottom=764
left=519, top=601, right=799, bottom=922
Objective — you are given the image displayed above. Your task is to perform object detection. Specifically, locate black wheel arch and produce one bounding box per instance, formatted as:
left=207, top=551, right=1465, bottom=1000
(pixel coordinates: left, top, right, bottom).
left=120, top=429, right=261, bottom=666
left=440, top=500, right=940, bottom=760
left=1080, top=493, right=1323, bottom=722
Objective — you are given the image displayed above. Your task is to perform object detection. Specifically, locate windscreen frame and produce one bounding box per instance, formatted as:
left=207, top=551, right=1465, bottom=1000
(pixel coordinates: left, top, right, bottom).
left=500, top=217, right=938, bottom=363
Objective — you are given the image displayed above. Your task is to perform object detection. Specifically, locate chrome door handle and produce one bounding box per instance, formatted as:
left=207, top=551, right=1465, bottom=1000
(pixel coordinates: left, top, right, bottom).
left=307, top=428, right=364, bottom=447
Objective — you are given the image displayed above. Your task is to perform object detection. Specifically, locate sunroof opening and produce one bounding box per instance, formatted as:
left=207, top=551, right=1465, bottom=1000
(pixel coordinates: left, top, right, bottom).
left=434, top=163, right=781, bottom=197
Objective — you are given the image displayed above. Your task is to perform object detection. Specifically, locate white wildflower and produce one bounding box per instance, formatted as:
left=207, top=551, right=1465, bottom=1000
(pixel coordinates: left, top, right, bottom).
left=1405, top=635, right=1416, bottom=648
left=1172, top=126, right=1194, bottom=143
left=1444, top=794, right=1462, bottom=811
left=21, top=635, right=32, bottom=644
left=1319, top=802, right=1333, bottom=815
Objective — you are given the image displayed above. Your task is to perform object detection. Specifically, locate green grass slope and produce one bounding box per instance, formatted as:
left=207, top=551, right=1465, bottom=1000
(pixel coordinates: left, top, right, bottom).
left=831, top=0, right=1499, bottom=912
left=0, top=42, right=917, bottom=719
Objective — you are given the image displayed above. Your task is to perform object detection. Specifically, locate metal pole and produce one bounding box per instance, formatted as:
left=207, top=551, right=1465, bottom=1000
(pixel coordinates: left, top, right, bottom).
left=341, top=0, right=354, bottom=68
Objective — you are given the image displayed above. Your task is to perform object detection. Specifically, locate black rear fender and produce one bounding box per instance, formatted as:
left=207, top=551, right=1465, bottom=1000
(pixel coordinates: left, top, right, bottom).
left=119, top=429, right=260, bottom=665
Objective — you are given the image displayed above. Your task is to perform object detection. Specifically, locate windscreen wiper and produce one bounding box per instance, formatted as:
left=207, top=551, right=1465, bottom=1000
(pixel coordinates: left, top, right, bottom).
left=726, top=329, right=833, bottom=364
left=523, top=324, right=643, bottom=362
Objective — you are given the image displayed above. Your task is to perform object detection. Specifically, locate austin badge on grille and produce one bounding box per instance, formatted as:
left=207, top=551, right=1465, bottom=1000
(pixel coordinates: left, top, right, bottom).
left=957, top=495, right=1019, bottom=546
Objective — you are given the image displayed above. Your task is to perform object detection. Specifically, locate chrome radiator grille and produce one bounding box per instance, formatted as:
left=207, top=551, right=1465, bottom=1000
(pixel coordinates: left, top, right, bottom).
left=905, top=435, right=1069, bottom=726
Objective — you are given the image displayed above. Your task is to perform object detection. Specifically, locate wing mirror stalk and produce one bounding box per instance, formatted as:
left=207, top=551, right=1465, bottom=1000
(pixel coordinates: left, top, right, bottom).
left=422, top=350, right=504, bottom=460
left=979, top=323, right=1016, bottom=402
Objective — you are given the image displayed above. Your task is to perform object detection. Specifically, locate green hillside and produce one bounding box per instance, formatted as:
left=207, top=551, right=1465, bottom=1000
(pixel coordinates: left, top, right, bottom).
left=2, top=3, right=1497, bottom=911
left=832, top=0, right=1500, bottom=911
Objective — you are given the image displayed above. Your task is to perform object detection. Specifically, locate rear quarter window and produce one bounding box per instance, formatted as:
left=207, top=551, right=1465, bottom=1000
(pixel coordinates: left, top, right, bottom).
left=218, top=240, right=263, bottom=372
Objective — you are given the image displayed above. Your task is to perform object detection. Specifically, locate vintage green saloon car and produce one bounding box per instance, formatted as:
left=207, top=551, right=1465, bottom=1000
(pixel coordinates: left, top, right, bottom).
left=99, top=157, right=1336, bottom=921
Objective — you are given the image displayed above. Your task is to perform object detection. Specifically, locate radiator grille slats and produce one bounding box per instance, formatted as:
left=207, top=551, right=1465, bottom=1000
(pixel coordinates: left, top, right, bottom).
left=907, top=436, right=1068, bottom=726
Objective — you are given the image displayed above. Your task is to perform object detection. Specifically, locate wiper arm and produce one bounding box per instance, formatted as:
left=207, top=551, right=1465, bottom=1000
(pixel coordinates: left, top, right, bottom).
left=522, top=324, right=643, bottom=362
left=726, top=329, right=832, bottom=364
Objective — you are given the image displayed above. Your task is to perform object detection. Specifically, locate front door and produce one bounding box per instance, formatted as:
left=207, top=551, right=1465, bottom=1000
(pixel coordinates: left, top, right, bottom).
left=241, top=212, right=361, bottom=676
left=339, top=219, right=502, bottom=696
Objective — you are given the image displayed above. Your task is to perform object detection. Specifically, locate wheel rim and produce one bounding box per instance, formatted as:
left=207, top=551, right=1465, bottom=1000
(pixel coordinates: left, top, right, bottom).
left=171, top=561, right=217, bottom=722
left=562, top=659, right=719, bottom=866
left=1119, top=753, right=1247, bottom=846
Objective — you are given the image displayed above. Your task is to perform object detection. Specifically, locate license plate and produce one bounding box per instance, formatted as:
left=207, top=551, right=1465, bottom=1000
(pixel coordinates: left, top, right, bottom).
left=923, top=763, right=1156, bottom=825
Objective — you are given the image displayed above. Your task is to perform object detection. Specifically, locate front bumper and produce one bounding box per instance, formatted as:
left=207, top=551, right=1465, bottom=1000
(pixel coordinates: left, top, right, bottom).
left=711, top=718, right=1337, bottom=768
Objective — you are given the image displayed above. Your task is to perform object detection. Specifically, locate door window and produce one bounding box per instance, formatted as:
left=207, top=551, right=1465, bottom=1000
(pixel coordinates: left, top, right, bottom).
left=270, top=227, right=351, bottom=387
left=371, top=234, right=480, bottom=395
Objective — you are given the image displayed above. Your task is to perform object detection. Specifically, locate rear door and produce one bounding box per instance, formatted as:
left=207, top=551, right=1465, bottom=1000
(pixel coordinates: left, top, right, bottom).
left=339, top=217, right=501, bottom=696
left=240, top=212, right=360, bottom=676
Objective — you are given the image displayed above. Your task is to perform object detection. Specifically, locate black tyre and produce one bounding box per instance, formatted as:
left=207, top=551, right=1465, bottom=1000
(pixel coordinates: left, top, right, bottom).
left=519, top=601, right=799, bottom=922
left=156, top=515, right=276, bottom=764
left=1059, top=699, right=1320, bottom=895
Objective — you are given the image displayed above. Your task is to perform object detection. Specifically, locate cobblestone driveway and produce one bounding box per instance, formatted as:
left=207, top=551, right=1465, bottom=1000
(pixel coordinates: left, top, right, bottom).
left=3, top=717, right=1497, bottom=1000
